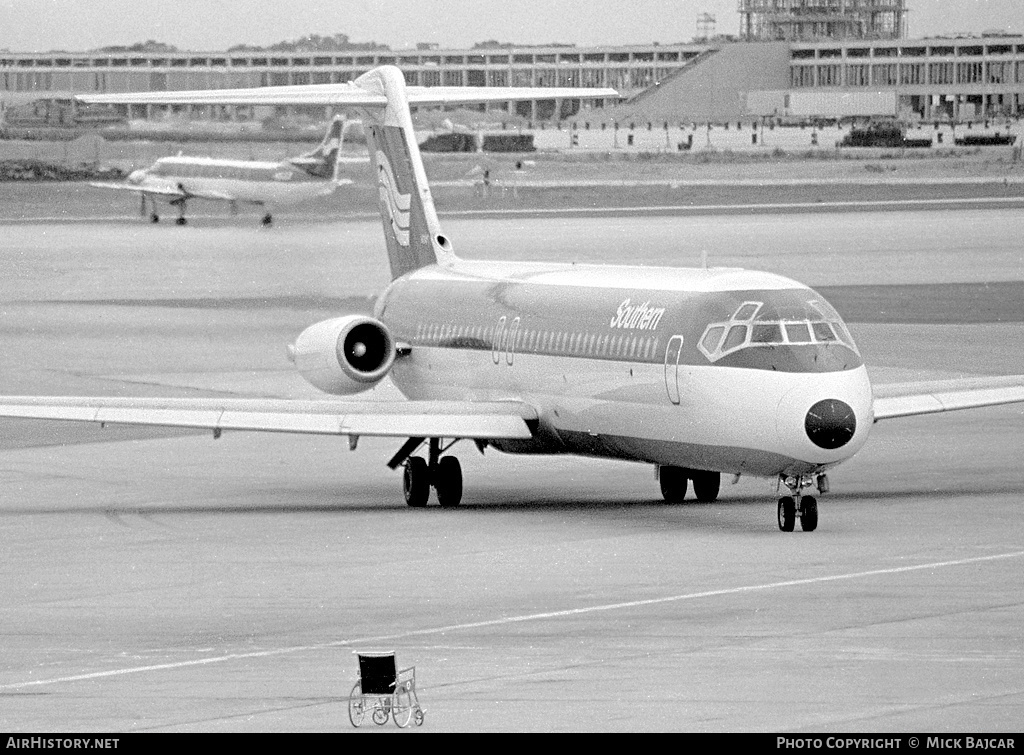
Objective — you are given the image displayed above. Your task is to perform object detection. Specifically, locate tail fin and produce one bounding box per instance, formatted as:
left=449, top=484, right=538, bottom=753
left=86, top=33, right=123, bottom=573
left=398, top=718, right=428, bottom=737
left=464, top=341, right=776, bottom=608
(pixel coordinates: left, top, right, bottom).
left=289, top=114, right=347, bottom=180
left=353, top=67, right=454, bottom=280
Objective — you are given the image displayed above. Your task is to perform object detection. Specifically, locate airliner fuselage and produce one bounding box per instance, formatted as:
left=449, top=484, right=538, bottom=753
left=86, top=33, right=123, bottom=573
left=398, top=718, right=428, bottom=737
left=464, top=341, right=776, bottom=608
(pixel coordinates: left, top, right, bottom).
left=376, top=260, right=874, bottom=478
left=128, top=156, right=338, bottom=205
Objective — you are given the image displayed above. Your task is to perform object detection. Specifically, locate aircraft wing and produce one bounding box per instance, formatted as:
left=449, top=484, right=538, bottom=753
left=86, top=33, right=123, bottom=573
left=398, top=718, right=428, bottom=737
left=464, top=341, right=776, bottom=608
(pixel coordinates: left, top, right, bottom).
left=0, top=396, right=536, bottom=439
left=872, top=376, right=1024, bottom=421
left=88, top=182, right=240, bottom=202
left=89, top=182, right=186, bottom=198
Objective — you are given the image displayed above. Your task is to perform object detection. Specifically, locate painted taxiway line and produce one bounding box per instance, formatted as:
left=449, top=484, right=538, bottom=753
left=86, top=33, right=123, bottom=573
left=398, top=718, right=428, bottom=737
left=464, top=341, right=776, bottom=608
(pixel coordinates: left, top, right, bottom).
left=1, top=549, right=1021, bottom=692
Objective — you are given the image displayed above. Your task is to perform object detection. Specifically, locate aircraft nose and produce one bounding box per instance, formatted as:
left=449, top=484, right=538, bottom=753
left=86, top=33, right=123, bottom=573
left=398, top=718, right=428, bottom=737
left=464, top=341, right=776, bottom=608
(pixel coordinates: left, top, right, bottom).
left=804, top=399, right=857, bottom=450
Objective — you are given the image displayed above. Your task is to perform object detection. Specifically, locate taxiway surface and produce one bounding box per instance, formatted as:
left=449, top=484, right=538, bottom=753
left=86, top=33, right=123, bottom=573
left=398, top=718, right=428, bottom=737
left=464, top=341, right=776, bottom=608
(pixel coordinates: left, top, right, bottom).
left=0, top=204, right=1022, bottom=732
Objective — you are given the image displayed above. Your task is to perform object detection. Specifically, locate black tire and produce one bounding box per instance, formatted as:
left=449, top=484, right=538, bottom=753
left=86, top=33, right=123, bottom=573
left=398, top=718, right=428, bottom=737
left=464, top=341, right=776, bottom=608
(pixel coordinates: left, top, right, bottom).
left=262, top=213, right=273, bottom=226
left=691, top=470, right=721, bottom=502
left=800, top=495, right=818, bottom=532
left=392, top=685, right=414, bottom=728
left=175, top=217, right=187, bottom=226
left=659, top=465, right=688, bottom=503
left=435, top=456, right=463, bottom=508
left=778, top=496, right=796, bottom=532
left=347, top=681, right=365, bottom=727
left=150, top=213, right=159, bottom=223
left=403, top=457, right=430, bottom=508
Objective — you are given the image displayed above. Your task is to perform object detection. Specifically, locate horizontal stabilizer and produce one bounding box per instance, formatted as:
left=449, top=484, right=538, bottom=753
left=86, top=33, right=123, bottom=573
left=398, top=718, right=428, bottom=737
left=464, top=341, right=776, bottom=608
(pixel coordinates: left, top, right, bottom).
left=77, top=71, right=618, bottom=108
left=0, top=396, right=537, bottom=439
left=872, top=375, right=1024, bottom=420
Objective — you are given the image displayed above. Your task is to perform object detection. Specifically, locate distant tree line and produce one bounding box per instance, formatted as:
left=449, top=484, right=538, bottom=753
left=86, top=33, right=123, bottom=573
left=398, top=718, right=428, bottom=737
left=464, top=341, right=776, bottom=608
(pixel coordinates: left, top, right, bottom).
left=472, top=40, right=575, bottom=49
left=94, top=40, right=178, bottom=53
left=228, top=33, right=389, bottom=52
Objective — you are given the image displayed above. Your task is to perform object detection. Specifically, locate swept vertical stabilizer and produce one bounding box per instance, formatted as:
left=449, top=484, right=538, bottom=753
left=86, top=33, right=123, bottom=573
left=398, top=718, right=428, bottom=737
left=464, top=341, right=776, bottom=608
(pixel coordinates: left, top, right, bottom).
left=353, top=67, right=454, bottom=280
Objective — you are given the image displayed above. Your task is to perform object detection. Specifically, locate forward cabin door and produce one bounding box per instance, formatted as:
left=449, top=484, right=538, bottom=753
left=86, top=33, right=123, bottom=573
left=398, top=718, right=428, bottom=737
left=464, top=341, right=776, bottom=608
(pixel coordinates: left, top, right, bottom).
left=664, top=335, right=684, bottom=405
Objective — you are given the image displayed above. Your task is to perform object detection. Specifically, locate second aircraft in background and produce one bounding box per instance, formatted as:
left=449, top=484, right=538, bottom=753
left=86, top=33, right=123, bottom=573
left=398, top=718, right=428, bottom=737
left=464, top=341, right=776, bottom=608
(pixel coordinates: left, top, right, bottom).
left=90, top=114, right=353, bottom=226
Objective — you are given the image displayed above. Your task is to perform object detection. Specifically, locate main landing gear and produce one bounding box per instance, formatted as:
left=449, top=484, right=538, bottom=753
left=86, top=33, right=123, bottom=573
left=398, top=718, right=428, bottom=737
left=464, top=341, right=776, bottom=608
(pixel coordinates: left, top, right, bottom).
left=396, top=438, right=463, bottom=508
left=170, top=195, right=188, bottom=226
left=657, top=465, right=721, bottom=503
left=261, top=212, right=273, bottom=227
left=777, top=474, right=828, bottom=532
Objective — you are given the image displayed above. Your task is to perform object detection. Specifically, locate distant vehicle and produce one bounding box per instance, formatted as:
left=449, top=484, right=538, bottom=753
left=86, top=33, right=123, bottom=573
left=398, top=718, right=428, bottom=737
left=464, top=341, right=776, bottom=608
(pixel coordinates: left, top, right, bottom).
left=89, top=115, right=353, bottom=226
left=840, top=122, right=931, bottom=148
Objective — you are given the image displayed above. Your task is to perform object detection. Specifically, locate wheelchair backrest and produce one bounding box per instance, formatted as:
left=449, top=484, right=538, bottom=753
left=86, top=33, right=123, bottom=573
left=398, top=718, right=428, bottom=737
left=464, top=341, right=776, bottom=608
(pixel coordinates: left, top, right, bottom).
left=358, top=652, right=398, bottom=695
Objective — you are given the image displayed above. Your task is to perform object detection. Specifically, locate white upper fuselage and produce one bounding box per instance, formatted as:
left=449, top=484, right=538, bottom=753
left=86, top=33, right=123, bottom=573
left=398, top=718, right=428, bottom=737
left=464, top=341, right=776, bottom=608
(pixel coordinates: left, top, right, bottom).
left=375, top=259, right=875, bottom=478
left=128, top=155, right=337, bottom=205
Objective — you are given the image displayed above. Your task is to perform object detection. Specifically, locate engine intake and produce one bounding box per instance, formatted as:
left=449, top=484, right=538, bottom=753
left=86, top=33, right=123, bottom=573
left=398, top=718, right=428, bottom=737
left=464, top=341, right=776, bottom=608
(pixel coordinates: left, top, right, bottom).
left=289, top=315, right=396, bottom=395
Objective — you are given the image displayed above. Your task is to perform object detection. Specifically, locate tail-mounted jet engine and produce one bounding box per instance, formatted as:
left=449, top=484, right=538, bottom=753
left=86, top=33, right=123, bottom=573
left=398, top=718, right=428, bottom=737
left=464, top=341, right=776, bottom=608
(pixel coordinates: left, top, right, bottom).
left=288, top=315, right=396, bottom=395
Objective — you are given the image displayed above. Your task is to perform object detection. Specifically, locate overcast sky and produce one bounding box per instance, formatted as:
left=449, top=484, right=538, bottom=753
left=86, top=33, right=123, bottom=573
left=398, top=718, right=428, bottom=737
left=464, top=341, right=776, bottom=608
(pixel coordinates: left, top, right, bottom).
left=1, top=0, right=1023, bottom=52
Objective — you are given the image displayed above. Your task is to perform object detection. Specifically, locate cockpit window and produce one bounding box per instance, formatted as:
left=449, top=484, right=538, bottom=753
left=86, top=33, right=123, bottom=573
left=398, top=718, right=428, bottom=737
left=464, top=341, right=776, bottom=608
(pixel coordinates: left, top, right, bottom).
left=698, top=298, right=858, bottom=362
left=784, top=323, right=811, bottom=344
left=734, top=302, right=760, bottom=320
left=812, top=322, right=837, bottom=342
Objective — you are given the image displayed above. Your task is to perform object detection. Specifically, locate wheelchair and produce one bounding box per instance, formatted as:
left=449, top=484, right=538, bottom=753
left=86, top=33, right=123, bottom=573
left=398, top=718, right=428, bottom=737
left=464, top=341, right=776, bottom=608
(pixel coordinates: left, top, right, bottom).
left=348, top=651, right=424, bottom=728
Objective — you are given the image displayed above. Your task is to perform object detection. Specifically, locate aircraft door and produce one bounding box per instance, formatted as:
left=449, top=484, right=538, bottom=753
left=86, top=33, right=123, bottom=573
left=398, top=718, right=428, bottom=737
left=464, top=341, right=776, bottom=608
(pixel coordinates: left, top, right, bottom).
left=492, top=316, right=507, bottom=364
left=506, top=317, right=521, bottom=366
left=664, top=335, right=684, bottom=405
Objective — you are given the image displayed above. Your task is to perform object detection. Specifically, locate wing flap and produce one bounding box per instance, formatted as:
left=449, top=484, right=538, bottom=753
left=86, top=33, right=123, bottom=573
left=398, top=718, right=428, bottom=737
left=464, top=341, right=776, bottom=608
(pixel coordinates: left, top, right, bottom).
left=873, top=376, right=1024, bottom=421
left=0, top=396, right=536, bottom=439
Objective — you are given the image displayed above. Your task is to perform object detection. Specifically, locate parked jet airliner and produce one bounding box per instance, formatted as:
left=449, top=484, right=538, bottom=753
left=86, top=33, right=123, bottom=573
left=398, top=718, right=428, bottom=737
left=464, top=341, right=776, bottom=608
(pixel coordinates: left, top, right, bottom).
left=91, top=115, right=353, bottom=226
left=1, top=66, right=1022, bottom=531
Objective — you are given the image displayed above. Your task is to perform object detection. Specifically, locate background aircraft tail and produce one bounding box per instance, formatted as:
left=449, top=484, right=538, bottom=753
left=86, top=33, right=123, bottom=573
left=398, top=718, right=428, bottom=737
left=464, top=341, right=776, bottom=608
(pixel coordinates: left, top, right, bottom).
left=353, top=67, right=454, bottom=281
left=289, top=114, right=347, bottom=182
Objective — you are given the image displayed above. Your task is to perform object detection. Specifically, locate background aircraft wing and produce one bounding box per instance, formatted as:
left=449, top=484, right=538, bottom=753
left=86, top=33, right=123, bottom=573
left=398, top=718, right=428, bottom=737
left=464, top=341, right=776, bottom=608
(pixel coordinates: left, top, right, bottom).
left=89, top=182, right=186, bottom=198
left=185, top=188, right=238, bottom=202
left=872, top=376, right=1024, bottom=420
left=0, top=396, right=536, bottom=439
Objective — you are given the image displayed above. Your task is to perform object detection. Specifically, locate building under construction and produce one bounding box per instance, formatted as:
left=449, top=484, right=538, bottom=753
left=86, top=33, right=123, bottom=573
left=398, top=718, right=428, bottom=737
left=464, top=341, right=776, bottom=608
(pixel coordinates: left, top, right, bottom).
left=739, top=0, right=907, bottom=42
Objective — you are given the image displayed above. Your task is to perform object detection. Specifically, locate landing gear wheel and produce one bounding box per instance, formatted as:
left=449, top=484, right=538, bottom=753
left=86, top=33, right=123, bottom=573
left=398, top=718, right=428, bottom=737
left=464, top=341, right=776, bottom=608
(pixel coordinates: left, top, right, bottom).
left=435, top=456, right=463, bottom=508
left=150, top=213, right=159, bottom=223
left=175, top=216, right=187, bottom=226
left=691, top=471, right=721, bottom=502
left=659, top=465, right=688, bottom=503
left=800, top=495, right=818, bottom=532
left=392, top=685, right=414, bottom=728
left=778, top=496, right=796, bottom=532
left=347, top=681, right=365, bottom=727
left=261, top=213, right=273, bottom=227
left=403, top=457, right=429, bottom=508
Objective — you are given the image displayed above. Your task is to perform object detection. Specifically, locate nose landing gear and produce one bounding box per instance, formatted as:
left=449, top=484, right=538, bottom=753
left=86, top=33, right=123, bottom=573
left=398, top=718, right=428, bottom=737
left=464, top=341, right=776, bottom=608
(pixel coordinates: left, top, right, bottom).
left=777, top=474, right=827, bottom=532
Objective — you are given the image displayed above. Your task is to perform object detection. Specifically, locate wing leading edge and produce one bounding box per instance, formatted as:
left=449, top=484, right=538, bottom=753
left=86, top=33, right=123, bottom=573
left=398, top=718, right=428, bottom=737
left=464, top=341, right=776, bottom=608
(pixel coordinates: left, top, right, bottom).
left=872, top=376, right=1024, bottom=421
left=0, top=396, right=536, bottom=439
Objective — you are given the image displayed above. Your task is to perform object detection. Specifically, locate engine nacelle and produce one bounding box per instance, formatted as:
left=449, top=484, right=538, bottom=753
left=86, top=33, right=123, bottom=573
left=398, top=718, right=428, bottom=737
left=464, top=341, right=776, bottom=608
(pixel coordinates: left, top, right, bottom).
left=288, top=315, right=396, bottom=395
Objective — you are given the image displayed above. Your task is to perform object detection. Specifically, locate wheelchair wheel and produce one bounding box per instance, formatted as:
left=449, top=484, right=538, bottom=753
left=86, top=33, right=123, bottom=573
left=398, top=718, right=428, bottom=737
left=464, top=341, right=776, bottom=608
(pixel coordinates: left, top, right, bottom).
left=372, top=699, right=389, bottom=726
left=414, top=708, right=425, bottom=726
left=392, top=684, right=414, bottom=728
left=347, top=682, right=365, bottom=727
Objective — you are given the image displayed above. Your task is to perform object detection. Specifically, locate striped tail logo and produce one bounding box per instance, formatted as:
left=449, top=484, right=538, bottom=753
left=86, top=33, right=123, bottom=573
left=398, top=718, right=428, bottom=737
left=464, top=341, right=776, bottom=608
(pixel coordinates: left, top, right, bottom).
left=376, top=149, right=411, bottom=247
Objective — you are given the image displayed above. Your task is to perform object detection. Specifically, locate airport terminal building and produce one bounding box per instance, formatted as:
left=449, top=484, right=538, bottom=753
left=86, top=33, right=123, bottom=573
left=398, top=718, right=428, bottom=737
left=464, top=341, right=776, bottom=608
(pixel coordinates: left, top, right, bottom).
left=2, top=0, right=1024, bottom=125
